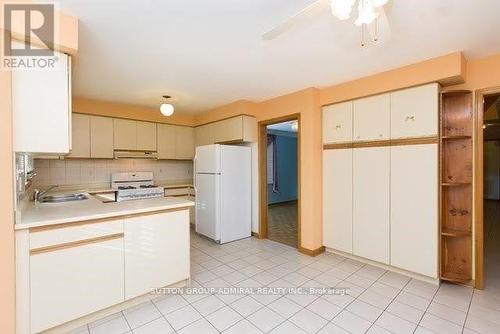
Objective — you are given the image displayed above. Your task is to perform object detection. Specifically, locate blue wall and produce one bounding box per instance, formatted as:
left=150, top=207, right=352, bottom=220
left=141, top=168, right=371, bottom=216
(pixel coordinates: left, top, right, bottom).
left=267, top=131, right=298, bottom=204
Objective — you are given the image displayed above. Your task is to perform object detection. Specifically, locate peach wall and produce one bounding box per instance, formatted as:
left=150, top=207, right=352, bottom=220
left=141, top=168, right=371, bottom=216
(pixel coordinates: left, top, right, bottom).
left=320, top=52, right=466, bottom=106
left=73, top=97, right=195, bottom=126
left=450, top=53, right=500, bottom=91
left=259, top=88, right=323, bottom=250
left=0, top=25, right=16, bottom=334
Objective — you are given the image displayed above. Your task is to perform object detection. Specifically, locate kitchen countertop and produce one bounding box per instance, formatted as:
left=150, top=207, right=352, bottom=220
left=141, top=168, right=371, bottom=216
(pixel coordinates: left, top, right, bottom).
left=16, top=194, right=194, bottom=230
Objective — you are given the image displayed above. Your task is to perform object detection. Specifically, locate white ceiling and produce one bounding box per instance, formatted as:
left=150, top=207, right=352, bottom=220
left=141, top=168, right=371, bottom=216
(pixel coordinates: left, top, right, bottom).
left=268, top=121, right=298, bottom=133
left=52, top=0, right=500, bottom=114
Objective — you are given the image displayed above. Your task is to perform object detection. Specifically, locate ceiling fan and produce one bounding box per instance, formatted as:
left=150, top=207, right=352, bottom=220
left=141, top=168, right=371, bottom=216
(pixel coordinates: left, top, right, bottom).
left=262, top=0, right=391, bottom=46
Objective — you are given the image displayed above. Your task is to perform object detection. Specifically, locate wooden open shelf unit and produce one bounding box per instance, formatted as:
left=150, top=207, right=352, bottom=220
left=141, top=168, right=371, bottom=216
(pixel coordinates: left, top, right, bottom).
left=440, top=90, right=473, bottom=284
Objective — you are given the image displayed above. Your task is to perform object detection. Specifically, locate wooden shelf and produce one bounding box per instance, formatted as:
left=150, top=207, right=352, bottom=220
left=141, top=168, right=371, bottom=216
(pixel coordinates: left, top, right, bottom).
left=441, top=229, right=471, bottom=237
left=441, top=135, right=472, bottom=140
left=441, top=182, right=471, bottom=187
left=441, top=273, right=472, bottom=283
left=440, top=90, right=473, bottom=286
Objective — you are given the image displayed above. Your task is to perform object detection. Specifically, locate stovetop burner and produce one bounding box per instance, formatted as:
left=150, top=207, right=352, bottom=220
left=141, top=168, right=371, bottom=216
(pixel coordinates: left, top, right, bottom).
left=140, top=185, right=157, bottom=189
left=118, top=186, right=136, bottom=190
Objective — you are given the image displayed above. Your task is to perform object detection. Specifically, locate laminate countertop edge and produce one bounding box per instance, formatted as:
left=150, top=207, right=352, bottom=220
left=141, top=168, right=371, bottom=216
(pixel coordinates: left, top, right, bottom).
left=15, top=196, right=194, bottom=231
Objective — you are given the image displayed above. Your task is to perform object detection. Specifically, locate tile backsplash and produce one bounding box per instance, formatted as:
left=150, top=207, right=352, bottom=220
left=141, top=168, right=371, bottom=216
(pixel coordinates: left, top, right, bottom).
left=34, top=159, right=193, bottom=188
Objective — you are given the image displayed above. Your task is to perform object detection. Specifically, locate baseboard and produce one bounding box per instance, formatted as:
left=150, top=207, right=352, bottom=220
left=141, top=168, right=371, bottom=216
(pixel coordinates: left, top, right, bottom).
left=298, top=246, right=325, bottom=257
left=251, top=232, right=260, bottom=239
left=325, top=247, right=440, bottom=286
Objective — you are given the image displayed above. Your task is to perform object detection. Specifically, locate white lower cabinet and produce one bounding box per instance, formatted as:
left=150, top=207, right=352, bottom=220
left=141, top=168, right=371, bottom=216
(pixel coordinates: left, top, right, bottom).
left=124, top=210, right=190, bottom=299
left=30, top=237, right=124, bottom=333
left=391, top=144, right=438, bottom=278
left=353, top=147, right=390, bottom=264
left=323, top=149, right=353, bottom=253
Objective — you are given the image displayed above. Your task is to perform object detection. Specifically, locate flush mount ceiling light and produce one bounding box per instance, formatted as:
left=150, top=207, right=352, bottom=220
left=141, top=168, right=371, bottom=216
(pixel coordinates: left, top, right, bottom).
left=160, top=95, right=175, bottom=117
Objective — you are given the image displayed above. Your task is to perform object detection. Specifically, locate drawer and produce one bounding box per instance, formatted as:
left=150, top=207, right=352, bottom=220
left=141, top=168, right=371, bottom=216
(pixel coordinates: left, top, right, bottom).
left=30, top=219, right=124, bottom=250
left=165, top=187, right=191, bottom=197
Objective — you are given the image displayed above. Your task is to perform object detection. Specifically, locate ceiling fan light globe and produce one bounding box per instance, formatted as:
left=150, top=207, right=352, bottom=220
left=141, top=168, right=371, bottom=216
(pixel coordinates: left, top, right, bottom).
left=330, top=0, right=355, bottom=20
left=372, top=0, right=389, bottom=8
left=354, top=0, right=379, bottom=26
left=160, top=103, right=175, bottom=116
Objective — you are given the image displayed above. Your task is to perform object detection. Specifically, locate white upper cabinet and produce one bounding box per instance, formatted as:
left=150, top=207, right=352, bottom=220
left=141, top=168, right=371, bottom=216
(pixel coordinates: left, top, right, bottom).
left=157, top=124, right=176, bottom=159
left=136, top=121, right=157, bottom=151
left=114, top=119, right=137, bottom=150
left=12, top=49, right=71, bottom=154
left=323, top=102, right=353, bottom=144
left=195, top=116, right=257, bottom=147
left=323, top=149, right=353, bottom=253
left=195, top=123, right=216, bottom=147
left=391, top=144, right=438, bottom=277
left=391, top=83, right=439, bottom=139
left=90, top=116, right=114, bottom=158
left=353, top=94, right=390, bottom=142
left=353, top=147, right=390, bottom=264
left=68, top=114, right=90, bottom=158
left=175, top=126, right=195, bottom=159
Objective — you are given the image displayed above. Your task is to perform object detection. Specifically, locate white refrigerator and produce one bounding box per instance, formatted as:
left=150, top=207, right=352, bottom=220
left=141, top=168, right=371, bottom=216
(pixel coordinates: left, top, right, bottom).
left=195, top=144, right=252, bottom=244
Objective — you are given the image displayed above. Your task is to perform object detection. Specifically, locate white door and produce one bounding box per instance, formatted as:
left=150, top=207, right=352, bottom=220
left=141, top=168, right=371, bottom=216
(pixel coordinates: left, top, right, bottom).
left=30, top=238, right=124, bottom=333
left=195, top=144, right=221, bottom=173
left=124, top=210, right=190, bottom=299
left=391, top=84, right=439, bottom=139
left=323, top=102, right=353, bottom=144
left=195, top=173, right=220, bottom=241
left=391, top=144, right=438, bottom=277
left=353, top=147, right=390, bottom=264
left=220, top=145, right=251, bottom=243
left=323, top=149, right=353, bottom=253
left=353, top=94, right=390, bottom=141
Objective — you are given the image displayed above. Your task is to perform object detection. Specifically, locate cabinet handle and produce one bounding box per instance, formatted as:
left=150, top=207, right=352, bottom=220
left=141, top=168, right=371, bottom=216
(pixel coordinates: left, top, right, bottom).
left=335, top=125, right=341, bottom=130
left=406, top=116, right=416, bottom=122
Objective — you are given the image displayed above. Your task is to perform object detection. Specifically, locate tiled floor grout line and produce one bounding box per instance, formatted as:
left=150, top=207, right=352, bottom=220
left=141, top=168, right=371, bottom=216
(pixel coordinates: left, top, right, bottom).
left=461, top=288, right=475, bottom=334
left=364, top=276, right=412, bottom=334
left=412, top=280, right=442, bottom=333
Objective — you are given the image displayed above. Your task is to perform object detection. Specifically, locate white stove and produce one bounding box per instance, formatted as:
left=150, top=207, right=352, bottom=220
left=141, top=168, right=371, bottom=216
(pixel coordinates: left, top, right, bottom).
left=111, top=172, right=164, bottom=202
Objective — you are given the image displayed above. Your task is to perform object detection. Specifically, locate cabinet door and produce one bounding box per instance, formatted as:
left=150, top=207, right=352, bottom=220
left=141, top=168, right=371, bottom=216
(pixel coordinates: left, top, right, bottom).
left=68, top=114, right=90, bottom=158
left=114, top=119, right=137, bottom=150
left=90, top=116, right=114, bottom=158
left=13, top=49, right=70, bottom=153
left=353, top=94, right=390, bottom=141
left=353, top=147, right=390, bottom=264
left=323, top=102, right=353, bottom=144
left=391, top=144, right=438, bottom=277
left=195, top=124, right=215, bottom=146
left=157, top=124, right=176, bottom=159
left=175, top=126, right=195, bottom=159
left=242, top=116, right=258, bottom=142
left=391, top=84, right=439, bottom=139
left=323, top=149, right=353, bottom=253
left=30, top=237, right=124, bottom=333
left=137, top=121, right=157, bottom=151
left=124, top=210, right=190, bottom=299
left=214, top=116, right=243, bottom=143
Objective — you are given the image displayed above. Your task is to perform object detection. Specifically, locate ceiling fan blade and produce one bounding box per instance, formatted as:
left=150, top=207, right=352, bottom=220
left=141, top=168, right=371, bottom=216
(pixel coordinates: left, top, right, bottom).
left=262, top=0, right=330, bottom=41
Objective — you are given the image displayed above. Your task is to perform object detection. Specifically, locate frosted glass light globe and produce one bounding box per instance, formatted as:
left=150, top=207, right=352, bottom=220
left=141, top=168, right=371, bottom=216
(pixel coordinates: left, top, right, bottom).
left=160, top=103, right=175, bottom=116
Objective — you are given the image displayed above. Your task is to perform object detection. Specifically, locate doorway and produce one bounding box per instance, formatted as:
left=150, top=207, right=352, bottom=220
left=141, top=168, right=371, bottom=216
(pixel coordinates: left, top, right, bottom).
left=259, top=115, right=300, bottom=248
left=477, top=91, right=500, bottom=291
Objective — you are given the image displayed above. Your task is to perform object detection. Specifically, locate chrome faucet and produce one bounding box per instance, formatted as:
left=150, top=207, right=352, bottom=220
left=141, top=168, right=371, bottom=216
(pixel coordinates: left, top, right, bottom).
left=33, top=185, right=59, bottom=203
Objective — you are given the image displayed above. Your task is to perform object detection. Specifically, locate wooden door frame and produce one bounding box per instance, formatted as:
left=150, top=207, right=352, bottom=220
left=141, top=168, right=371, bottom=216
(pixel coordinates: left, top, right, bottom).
left=474, top=86, right=500, bottom=290
left=258, top=114, right=301, bottom=248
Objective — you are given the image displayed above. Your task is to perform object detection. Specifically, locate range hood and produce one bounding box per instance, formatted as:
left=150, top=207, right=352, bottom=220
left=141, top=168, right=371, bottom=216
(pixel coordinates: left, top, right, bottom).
left=113, top=150, right=158, bottom=159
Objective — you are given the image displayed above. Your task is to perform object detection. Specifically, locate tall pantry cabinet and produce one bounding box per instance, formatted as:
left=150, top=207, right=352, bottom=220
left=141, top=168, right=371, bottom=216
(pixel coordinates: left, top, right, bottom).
left=322, top=83, right=439, bottom=278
